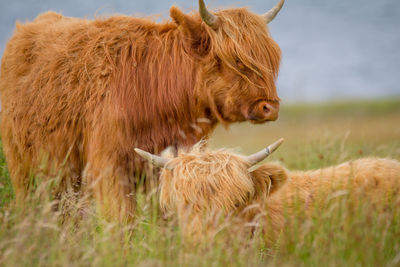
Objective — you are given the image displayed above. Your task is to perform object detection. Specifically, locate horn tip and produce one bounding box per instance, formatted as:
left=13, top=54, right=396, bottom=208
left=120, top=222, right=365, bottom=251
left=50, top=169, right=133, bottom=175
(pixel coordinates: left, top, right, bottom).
left=134, top=148, right=145, bottom=154
left=134, top=148, right=151, bottom=159
left=268, top=138, right=285, bottom=153
left=263, top=0, right=285, bottom=24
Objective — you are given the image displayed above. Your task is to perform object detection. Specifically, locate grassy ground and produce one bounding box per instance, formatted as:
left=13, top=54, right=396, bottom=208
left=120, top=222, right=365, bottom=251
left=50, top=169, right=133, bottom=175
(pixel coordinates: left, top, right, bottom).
left=0, top=99, right=400, bottom=266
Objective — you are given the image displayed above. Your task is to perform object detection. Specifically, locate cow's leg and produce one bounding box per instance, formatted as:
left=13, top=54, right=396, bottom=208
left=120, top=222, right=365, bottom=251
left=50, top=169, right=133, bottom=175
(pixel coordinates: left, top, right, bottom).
left=0, top=121, right=30, bottom=204
left=3, top=148, right=30, bottom=204
left=86, top=144, right=136, bottom=223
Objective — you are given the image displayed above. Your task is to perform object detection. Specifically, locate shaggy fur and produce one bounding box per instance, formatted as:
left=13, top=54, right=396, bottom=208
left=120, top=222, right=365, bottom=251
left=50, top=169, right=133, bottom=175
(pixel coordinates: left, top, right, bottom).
left=159, top=147, right=400, bottom=239
left=0, top=4, right=282, bottom=221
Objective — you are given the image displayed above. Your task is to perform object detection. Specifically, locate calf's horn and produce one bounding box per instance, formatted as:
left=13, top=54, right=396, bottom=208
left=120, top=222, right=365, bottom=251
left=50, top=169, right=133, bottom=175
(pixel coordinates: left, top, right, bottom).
left=262, top=0, right=285, bottom=24
left=134, top=148, right=171, bottom=169
left=199, top=0, right=219, bottom=28
left=246, top=138, right=284, bottom=165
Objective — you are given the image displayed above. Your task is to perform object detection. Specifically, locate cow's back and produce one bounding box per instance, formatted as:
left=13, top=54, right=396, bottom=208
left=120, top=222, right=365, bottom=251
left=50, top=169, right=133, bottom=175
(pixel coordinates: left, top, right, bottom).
left=0, top=12, right=105, bottom=199
left=282, top=158, right=400, bottom=206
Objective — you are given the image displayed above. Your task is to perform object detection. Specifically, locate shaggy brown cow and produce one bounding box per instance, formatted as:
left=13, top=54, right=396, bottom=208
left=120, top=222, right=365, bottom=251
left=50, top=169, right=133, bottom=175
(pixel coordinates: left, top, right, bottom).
left=0, top=0, right=284, bottom=221
left=136, top=140, right=400, bottom=240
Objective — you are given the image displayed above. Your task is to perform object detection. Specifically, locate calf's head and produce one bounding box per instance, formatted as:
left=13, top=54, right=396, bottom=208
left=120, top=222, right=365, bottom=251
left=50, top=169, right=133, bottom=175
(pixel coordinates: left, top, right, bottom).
left=171, top=0, right=284, bottom=124
left=135, top=139, right=288, bottom=237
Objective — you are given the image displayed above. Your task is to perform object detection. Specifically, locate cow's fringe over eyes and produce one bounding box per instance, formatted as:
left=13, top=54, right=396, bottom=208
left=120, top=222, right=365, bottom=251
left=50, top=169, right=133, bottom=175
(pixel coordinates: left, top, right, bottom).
left=160, top=143, right=255, bottom=214
left=211, top=9, right=281, bottom=88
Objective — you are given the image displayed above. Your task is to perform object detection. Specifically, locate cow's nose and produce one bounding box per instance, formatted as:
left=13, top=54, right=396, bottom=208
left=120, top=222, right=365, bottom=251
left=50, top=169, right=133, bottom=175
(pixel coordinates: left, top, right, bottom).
left=248, top=101, right=279, bottom=122
left=259, top=101, right=279, bottom=121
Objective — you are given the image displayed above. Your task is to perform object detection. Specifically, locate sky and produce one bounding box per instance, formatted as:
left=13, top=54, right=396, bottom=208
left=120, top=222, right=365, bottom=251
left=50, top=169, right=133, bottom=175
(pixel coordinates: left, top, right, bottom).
left=0, top=0, right=399, bottom=103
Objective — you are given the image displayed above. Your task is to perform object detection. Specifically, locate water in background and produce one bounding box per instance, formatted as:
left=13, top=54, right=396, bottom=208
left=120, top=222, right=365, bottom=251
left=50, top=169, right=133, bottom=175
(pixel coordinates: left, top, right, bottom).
left=0, top=0, right=399, bottom=102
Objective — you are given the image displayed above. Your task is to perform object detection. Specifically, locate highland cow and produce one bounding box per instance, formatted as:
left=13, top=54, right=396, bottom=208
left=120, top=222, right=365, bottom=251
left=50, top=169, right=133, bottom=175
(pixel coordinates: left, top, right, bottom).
left=0, top=0, right=285, bottom=221
left=135, top=140, right=400, bottom=240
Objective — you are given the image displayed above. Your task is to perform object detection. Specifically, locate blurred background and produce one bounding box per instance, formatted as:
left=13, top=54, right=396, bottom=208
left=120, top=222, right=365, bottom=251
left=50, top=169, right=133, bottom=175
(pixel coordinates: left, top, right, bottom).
left=0, top=0, right=399, bottom=103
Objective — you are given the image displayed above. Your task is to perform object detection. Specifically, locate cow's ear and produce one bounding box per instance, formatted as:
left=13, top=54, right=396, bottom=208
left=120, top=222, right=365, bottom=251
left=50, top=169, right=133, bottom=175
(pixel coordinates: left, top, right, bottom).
left=251, top=163, right=288, bottom=195
left=170, top=6, right=211, bottom=57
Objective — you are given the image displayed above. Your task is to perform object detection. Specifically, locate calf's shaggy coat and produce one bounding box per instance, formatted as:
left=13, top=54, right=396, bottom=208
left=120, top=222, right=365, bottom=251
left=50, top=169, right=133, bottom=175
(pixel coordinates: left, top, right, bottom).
left=156, top=145, right=400, bottom=239
left=0, top=1, right=284, bottom=221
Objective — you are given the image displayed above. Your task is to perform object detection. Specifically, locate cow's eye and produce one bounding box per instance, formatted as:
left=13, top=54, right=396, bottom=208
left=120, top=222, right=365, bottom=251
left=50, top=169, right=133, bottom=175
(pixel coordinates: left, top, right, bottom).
left=236, top=58, right=245, bottom=70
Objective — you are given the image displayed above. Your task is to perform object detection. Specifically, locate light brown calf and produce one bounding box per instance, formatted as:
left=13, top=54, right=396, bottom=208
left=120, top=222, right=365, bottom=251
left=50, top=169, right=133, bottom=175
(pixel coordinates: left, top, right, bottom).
left=136, top=140, right=400, bottom=239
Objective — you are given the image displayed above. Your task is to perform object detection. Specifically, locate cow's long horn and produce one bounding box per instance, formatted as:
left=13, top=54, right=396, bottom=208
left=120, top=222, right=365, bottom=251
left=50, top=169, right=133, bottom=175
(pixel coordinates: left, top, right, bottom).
left=262, top=0, right=285, bottom=24
left=246, top=138, right=284, bottom=165
left=199, top=0, right=219, bottom=28
left=134, top=148, right=170, bottom=169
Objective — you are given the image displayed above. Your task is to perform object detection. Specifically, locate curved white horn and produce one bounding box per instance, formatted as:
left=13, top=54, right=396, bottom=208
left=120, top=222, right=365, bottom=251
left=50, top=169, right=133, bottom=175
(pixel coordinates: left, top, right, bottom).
left=262, top=0, right=285, bottom=24
left=134, top=148, right=171, bottom=169
left=246, top=138, right=284, bottom=165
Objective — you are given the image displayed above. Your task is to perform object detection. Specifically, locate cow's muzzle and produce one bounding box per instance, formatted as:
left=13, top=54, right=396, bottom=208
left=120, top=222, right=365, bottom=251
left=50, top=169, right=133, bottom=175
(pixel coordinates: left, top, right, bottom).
left=247, top=100, right=279, bottom=123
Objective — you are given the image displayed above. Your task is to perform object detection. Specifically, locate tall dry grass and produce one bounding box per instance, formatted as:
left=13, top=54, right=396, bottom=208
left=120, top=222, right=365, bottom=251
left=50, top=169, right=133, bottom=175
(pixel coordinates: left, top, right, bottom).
left=1, top=99, right=400, bottom=266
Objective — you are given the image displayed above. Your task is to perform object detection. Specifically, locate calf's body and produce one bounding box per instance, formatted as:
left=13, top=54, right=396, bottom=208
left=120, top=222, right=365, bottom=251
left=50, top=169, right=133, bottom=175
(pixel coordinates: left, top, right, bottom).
left=156, top=147, right=400, bottom=239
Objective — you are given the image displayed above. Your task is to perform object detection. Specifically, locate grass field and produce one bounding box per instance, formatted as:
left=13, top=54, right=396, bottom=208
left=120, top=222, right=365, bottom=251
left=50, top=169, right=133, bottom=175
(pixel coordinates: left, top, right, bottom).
left=0, top=99, right=400, bottom=266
